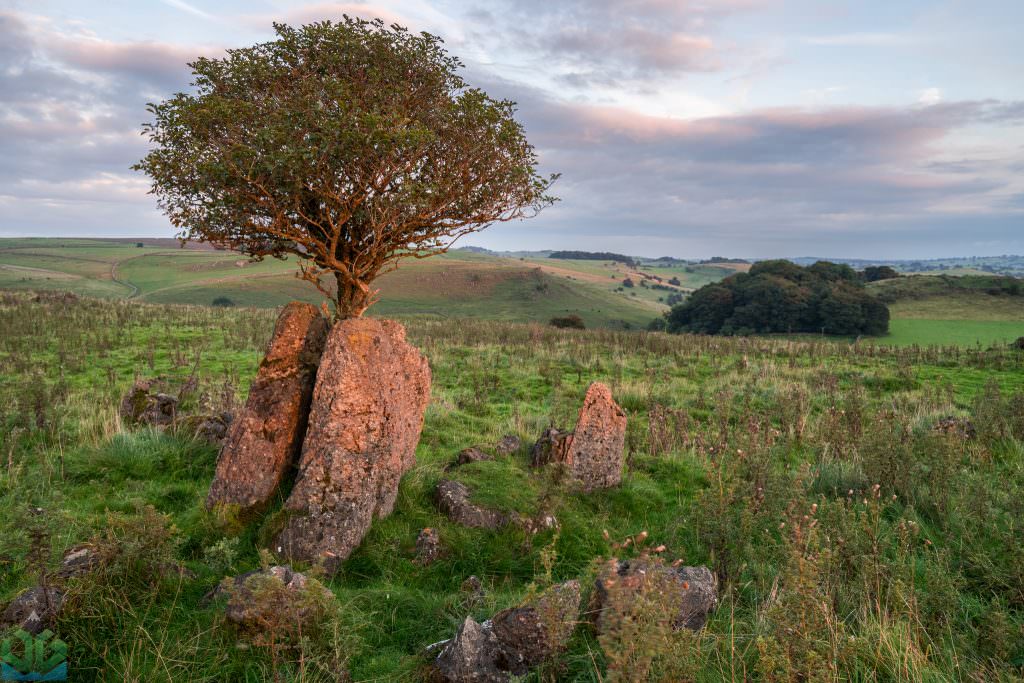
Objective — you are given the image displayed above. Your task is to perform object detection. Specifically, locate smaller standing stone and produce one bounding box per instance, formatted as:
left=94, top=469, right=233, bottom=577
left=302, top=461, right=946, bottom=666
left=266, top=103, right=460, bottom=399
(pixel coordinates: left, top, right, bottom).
left=531, top=383, right=627, bottom=491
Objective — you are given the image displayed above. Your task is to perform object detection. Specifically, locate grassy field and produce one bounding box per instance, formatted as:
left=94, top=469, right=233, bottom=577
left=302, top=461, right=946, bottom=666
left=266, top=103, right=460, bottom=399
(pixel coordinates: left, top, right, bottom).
left=1, top=293, right=1022, bottom=681
left=868, top=275, right=1024, bottom=347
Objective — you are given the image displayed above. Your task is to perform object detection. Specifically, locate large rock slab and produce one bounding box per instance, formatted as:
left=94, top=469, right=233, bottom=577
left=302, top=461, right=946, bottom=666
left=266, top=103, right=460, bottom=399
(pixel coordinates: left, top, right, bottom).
left=531, top=382, right=627, bottom=491
left=432, top=580, right=581, bottom=682
left=207, top=302, right=328, bottom=518
left=273, top=318, right=430, bottom=574
left=593, top=559, right=717, bottom=633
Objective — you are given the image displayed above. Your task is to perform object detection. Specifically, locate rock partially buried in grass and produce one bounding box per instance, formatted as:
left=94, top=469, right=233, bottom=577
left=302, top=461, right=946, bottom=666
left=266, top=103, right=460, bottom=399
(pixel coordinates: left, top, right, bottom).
left=431, top=580, right=581, bottom=682
left=119, top=378, right=178, bottom=427
left=456, top=446, right=492, bottom=466
left=531, top=382, right=627, bottom=491
left=593, top=559, right=717, bottom=632
left=933, top=415, right=976, bottom=440
left=415, top=527, right=443, bottom=565
left=1, top=586, right=64, bottom=635
left=435, top=479, right=512, bottom=530
left=206, top=565, right=333, bottom=630
left=55, top=544, right=100, bottom=579
left=207, top=302, right=328, bottom=519
left=495, top=435, right=521, bottom=456
left=273, top=318, right=430, bottom=574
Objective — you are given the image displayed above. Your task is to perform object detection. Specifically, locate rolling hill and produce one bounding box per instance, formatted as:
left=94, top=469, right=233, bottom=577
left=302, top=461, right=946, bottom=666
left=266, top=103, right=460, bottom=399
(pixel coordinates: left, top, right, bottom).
left=0, top=239, right=669, bottom=329
left=1, top=238, right=1020, bottom=346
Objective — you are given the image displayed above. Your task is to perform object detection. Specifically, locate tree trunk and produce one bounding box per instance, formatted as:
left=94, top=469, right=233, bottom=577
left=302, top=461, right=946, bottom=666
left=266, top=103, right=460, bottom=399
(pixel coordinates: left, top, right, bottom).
left=334, top=272, right=371, bottom=319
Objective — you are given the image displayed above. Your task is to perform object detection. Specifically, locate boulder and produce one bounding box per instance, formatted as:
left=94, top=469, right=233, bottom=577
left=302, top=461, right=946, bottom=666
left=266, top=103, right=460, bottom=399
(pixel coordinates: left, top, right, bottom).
left=531, top=383, right=627, bottom=491
left=432, top=617, right=505, bottom=683
left=119, top=379, right=178, bottom=427
left=55, top=544, right=100, bottom=579
left=494, top=435, right=521, bottom=456
left=488, top=579, right=580, bottom=672
left=456, top=447, right=493, bottom=466
left=529, top=428, right=571, bottom=468
left=432, top=580, right=581, bottom=682
left=205, top=565, right=333, bottom=630
left=183, top=411, right=234, bottom=446
left=593, top=559, right=717, bottom=633
left=416, top=528, right=443, bottom=565
left=207, top=302, right=328, bottom=517
left=273, top=318, right=430, bottom=574
left=933, top=415, right=977, bottom=440
left=1, top=586, right=64, bottom=635
left=435, top=479, right=511, bottom=530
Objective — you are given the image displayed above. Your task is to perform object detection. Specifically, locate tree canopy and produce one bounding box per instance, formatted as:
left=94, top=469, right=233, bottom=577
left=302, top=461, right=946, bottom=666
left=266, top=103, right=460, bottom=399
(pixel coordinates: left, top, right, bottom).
left=135, top=18, right=556, bottom=318
left=665, top=260, right=890, bottom=336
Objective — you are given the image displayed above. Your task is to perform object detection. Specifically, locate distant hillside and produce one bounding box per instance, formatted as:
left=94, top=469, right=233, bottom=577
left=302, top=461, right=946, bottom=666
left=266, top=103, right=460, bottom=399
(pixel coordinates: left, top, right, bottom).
left=790, top=254, right=1024, bottom=277
left=0, top=238, right=662, bottom=329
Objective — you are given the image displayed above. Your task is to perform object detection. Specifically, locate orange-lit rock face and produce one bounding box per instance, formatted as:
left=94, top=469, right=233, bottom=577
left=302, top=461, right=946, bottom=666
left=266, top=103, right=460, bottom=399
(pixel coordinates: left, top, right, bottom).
left=273, top=317, right=430, bottom=574
left=531, top=382, right=627, bottom=492
left=207, top=302, right=327, bottom=517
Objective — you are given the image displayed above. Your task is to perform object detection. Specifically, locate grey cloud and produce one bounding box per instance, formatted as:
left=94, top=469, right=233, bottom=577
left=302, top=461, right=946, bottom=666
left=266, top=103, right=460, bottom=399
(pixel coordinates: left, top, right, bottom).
left=0, top=11, right=196, bottom=210
left=467, top=0, right=764, bottom=82
left=468, top=72, right=1023, bottom=254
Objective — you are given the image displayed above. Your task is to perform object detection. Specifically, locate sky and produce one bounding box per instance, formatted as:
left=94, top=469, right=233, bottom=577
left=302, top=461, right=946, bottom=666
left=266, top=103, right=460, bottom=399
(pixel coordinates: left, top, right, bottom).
left=1, top=0, right=1022, bottom=259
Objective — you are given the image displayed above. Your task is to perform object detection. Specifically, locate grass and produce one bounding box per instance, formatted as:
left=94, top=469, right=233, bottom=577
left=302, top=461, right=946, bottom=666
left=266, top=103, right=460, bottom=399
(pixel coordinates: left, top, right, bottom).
left=885, top=319, right=1023, bottom=347
left=0, top=292, right=1022, bottom=681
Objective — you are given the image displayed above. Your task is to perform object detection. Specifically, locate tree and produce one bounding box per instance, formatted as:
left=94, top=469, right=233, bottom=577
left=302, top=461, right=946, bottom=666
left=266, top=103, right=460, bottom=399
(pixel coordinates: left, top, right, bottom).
left=861, top=265, right=900, bottom=282
left=666, top=260, right=889, bottom=336
left=135, top=18, right=556, bottom=319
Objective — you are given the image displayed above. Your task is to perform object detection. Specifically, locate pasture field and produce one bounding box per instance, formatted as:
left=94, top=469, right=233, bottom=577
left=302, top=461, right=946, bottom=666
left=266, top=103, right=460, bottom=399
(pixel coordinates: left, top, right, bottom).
left=1, top=293, right=1022, bottom=681
left=868, top=274, right=1024, bottom=347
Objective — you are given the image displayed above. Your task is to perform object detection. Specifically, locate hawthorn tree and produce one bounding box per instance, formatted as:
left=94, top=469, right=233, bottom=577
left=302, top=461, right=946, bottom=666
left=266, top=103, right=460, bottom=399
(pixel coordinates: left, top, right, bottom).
left=135, top=18, right=556, bottom=319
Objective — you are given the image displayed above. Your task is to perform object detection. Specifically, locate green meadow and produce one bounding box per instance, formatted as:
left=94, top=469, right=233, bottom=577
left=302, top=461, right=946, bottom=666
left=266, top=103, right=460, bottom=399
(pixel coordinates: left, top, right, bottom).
left=1, top=293, right=1022, bottom=681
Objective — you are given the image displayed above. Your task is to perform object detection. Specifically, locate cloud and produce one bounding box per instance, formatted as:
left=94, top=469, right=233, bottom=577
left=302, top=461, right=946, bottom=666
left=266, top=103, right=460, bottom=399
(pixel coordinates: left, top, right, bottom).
left=159, top=0, right=216, bottom=21
left=477, top=77, right=1024, bottom=254
left=917, top=87, right=942, bottom=106
left=463, top=0, right=767, bottom=85
left=0, top=10, right=194, bottom=227
left=1, top=5, right=1021, bottom=257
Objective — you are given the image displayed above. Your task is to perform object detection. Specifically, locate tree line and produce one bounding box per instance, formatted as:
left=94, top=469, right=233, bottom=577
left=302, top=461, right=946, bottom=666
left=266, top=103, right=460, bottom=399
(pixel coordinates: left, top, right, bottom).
left=662, top=260, right=890, bottom=336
